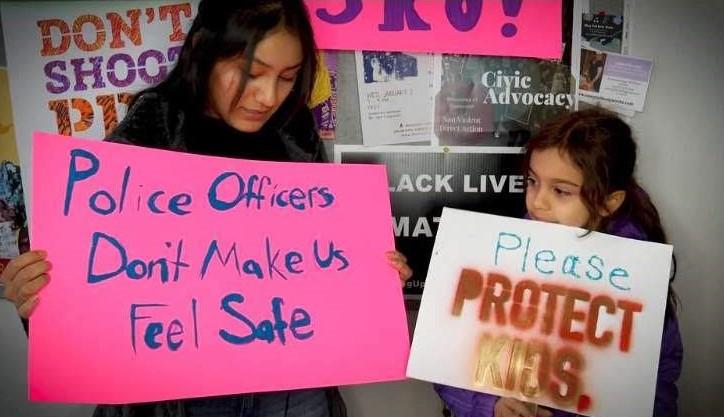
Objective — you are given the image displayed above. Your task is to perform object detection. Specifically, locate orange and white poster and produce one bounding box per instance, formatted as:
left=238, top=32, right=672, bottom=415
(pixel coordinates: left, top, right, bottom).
left=1, top=0, right=200, bottom=218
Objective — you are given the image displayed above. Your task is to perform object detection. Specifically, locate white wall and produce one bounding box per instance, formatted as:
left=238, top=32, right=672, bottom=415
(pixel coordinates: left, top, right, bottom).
left=2, top=1, right=723, bottom=416
left=628, top=1, right=724, bottom=416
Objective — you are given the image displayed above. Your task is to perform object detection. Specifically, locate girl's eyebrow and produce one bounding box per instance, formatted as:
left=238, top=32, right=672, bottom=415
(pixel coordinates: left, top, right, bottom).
left=253, top=58, right=302, bottom=71
left=528, top=168, right=581, bottom=187
left=552, top=178, right=582, bottom=187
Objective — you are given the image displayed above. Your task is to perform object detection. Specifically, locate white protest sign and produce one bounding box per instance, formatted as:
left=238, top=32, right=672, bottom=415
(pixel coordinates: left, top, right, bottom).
left=408, top=208, right=672, bottom=417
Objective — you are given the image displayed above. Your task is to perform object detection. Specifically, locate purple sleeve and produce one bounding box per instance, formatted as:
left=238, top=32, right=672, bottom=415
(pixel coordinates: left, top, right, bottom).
left=434, top=385, right=579, bottom=417
left=434, top=384, right=498, bottom=417
left=654, top=314, right=683, bottom=417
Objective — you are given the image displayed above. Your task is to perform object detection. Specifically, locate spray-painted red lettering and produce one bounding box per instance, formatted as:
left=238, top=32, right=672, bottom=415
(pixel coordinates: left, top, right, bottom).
left=452, top=269, right=644, bottom=352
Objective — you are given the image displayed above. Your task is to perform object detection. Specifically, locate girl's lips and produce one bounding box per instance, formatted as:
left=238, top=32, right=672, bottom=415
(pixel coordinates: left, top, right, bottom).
left=529, top=213, right=555, bottom=224
left=240, top=107, right=269, bottom=121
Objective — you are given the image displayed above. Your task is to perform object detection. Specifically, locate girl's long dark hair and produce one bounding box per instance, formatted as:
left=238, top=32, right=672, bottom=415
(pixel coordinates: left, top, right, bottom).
left=525, top=109, right=679, bottom=315
left=132, top=0, right=318, bottom=129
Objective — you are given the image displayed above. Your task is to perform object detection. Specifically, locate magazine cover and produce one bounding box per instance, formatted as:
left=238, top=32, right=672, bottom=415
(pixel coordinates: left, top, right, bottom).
left=432, top=54, right=574, bottom=147
left=356, top=50, right=435, bottom=145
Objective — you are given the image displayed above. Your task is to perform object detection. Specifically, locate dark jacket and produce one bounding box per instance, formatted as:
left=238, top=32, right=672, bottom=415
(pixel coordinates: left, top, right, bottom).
left=435, top=215, right=683, bottom=417
left=93, top=90, right=345, bottom=417
left=106, top=92, right=327, bottom=163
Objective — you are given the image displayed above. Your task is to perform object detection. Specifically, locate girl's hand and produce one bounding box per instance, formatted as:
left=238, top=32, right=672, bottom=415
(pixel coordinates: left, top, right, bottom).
left=494, top=398, right=552, bottom=417
left=0, top=250, right=51, bottom=319
left=385, top=250, right=412, bottom=287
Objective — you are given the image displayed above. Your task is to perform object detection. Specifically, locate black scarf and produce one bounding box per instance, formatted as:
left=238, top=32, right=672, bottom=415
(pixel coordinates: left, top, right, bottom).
left=183, top=112, right=291, bottom=162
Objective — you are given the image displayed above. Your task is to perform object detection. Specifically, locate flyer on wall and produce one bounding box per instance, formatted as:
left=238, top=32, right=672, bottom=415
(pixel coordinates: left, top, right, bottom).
left=578, top=48, right=652, bottom=113
left=581, top=13, right=624, bottom=53
left=572, top=0, right=637, bottom=115
left=431, top=54, right=574, bottom=147
left=355, top=51, right=435, bottom=146
left=586, top=0, right=633, bottom=53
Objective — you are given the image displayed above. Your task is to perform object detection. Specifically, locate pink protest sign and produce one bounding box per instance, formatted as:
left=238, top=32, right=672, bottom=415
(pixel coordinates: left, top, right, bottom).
left=306, top=0, right=562, bottom=59
left=29, top=132, right=409, bottom=404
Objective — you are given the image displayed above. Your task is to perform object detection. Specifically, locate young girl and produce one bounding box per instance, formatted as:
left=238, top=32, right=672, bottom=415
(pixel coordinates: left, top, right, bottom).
left=1, top=1, right=411, bottom=416
left=435, top=109, right=683, bottom=417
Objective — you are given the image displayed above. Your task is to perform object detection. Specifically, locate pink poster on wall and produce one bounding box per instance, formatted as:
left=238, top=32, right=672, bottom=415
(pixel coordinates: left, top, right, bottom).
left=307, top=0, right=563, bottom=59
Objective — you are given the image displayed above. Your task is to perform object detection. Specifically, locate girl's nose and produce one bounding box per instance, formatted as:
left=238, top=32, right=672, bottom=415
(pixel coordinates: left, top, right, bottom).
left=254, top=79, right=276, bottom=108
left=532, top=189, right=549, bottom=210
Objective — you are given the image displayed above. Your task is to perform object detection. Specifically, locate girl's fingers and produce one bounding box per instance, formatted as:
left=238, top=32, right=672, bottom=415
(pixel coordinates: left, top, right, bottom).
left=537, top=408, right=553, bottom=417
left=17, top=296, right=39, bottom=319
left=398, top=263, right=412, bottom=282
left=387, top=252, right=412, bottom=282
left=0, top=250, right=47, bottom=285
left=385, top=250, right=407, bottom=263
left=7, top=261, right=51, bottom=303
left=17, top=274, right=50, bottom=306
left=497, top=398, right=534, bottom=417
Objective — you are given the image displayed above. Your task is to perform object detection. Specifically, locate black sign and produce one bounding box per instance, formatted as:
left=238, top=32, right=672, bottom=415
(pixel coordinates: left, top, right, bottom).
left=338, top=148, right=526, bottom=299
